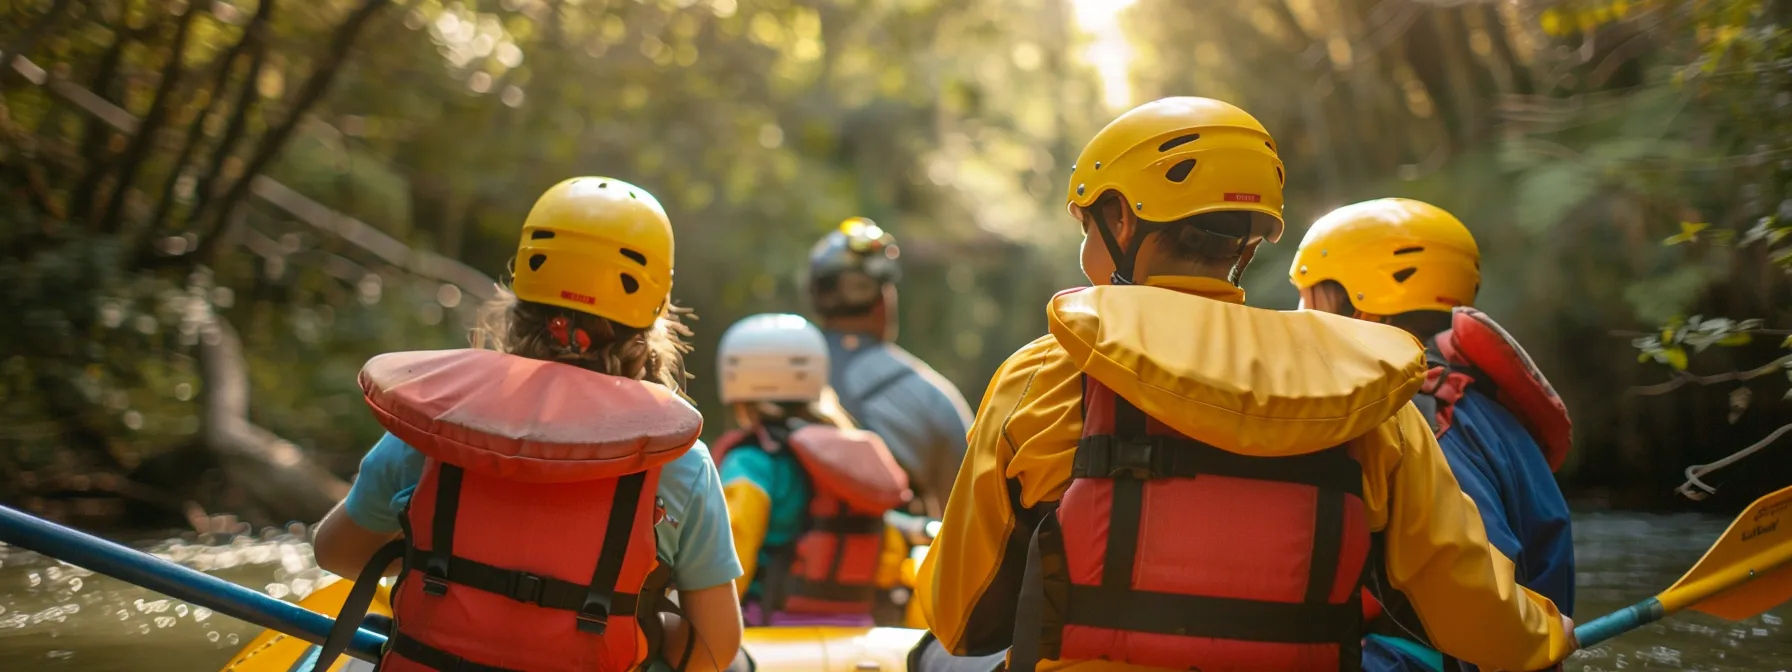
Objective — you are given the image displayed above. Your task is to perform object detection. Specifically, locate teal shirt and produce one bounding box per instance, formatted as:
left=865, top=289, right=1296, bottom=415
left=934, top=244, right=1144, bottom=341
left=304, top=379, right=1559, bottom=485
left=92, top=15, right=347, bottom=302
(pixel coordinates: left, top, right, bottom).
left=716, top=437, right=810, bottom=595
left=342, top=432, right=744, bottom=593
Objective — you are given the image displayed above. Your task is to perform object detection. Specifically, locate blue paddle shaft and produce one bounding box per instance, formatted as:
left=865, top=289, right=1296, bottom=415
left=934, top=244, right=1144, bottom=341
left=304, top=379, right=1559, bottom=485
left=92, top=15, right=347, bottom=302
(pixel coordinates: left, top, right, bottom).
left=0, top=505, right=388, bottom=662
left=1574, top=597, right=1665, bottom=649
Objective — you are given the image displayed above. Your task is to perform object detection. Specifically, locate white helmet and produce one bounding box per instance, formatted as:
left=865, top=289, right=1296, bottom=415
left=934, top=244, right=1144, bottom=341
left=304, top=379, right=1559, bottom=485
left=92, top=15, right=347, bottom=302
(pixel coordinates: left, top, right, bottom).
left=717, top=313, right=830, bottom=404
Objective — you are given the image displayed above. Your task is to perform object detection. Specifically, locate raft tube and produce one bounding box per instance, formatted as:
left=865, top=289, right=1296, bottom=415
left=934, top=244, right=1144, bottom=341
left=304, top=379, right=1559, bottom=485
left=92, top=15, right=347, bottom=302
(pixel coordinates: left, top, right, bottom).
left=221, top=578, right=928, bottom=672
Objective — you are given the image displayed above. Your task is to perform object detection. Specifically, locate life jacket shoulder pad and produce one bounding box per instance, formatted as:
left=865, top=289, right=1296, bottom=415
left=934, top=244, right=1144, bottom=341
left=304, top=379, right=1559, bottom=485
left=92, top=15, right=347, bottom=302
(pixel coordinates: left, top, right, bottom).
left=787, top=424, right=911, bottom=512
left=1047, top=285, right=1426, bottom=455
left=361, top=349, right=702, bottom=482
left=1437, top=307, right=1573, bottom=472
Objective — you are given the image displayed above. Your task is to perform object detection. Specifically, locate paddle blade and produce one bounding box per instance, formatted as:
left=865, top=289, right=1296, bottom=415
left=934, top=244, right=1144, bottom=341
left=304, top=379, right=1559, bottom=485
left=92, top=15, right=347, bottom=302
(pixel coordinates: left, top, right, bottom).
left=1663, top=484, right=1792, bottom=621
left=220, top=577, right=392, bottom=672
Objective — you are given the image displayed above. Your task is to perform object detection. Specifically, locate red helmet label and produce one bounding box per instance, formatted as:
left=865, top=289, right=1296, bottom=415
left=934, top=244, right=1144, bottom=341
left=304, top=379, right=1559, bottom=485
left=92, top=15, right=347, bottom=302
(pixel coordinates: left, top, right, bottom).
left=1224, top=193, right=1262, bottom=203
left=560, top=290, right=597, bottom=305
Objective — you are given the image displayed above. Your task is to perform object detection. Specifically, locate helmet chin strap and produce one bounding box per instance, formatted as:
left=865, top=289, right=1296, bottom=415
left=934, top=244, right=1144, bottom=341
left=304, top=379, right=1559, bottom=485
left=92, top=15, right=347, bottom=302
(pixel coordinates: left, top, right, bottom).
left=1090, top=204, right=1147, bottom=286
left=1097, top=205, right=1261, bottom=288
left=1228, top=236, right=1258, bottom=288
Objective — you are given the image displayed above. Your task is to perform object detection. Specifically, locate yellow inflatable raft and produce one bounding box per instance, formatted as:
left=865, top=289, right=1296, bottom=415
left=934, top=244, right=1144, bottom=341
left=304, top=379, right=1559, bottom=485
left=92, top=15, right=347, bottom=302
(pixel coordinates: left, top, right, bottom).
left=217, top=577, right=928, bottom=672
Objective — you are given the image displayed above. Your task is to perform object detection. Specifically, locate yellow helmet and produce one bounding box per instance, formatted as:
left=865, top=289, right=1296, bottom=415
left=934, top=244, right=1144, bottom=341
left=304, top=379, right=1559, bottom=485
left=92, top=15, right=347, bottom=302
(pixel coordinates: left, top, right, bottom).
left=1289, top=198, right=1480, bottom=315
left=510, top=177, right=675, bottom=328
left=1067, top=97, right=1286, bottom=243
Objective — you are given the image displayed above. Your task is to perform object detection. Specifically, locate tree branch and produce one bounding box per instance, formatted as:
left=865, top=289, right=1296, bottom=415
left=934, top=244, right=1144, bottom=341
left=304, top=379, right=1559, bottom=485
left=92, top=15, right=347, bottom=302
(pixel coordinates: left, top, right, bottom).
left=146, top=5, right=272, bottom=236
left=195, top=0, right=393, bottom=263
left=95, top=3, right=202, bottom=233
left=186, top=0, right=275, bottom=234
left=1677, top=422, right=1792, bottom=500
left=0, top=0, right=79, bottom=76
left=198, top=317, right=349, bottom=523
left=66, top=17, right=139, bottom=222
left=1626, top=353, right=1792, bottom=397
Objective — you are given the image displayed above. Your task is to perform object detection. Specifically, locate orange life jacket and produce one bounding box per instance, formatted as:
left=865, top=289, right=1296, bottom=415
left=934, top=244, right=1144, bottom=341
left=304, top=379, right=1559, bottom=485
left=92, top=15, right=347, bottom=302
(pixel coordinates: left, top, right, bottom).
left=316, top=349, right=703, bottom=672
left=1010, top=378, right=1371, bottom=672
left=1414, top=307, right=1573, bottom=472
left=713, top=421, right=910, bottom=617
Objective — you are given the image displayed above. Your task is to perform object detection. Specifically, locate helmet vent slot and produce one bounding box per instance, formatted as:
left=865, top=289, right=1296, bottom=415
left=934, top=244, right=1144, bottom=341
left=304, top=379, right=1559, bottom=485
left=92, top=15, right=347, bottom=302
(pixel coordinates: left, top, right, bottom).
left=1393, top=246, right=1425, bottom=255
left=1166, top=159, right=1197, bottom=183
left=1158, top=134, right=1200, bottom=152
left=620, top=248, right=648, bottom=265
left=528, top=254, right=547, bottom=271
left=1393, top=268, right=1418, bottom=283
left=1275, top=166, right=1284, bottom=184
left=790, top=357, right=810, bottom=365
left=619, top=273, right=640, bottom=294
left=531, top=230, right=556, bottom=240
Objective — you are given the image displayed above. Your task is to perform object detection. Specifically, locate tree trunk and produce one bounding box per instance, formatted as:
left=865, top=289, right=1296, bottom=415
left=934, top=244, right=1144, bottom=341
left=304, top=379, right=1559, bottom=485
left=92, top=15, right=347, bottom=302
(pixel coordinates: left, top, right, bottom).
left=199, top=316, right=350, bottom=525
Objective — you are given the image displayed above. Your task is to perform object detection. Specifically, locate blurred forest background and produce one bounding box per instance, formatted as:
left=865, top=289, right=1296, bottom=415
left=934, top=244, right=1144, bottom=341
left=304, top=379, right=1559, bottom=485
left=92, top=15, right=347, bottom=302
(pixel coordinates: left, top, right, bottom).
left=0, top=0, right=1787, bottom=531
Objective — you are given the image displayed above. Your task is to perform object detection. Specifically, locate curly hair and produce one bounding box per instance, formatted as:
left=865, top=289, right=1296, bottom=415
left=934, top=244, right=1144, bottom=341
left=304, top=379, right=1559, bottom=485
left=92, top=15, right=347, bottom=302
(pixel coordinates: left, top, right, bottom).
left=469, top=286, right=695, bottom=395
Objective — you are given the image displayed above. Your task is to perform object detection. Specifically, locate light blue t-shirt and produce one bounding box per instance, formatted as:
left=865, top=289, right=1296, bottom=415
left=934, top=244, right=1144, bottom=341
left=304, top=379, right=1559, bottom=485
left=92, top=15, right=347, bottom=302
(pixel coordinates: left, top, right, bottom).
left=342, top=432, right=743, bottom=592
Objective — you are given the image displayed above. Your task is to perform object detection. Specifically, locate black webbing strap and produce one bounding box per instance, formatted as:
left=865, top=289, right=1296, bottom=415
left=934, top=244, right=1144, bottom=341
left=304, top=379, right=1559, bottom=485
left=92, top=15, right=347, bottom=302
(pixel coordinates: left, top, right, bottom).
left=398, top=547, right=641, bottom=615
left=784, top=576, right=878, bottom=604
left=755, top=544, right=794, bottom=618
left=1072, top=435, right=1363, bottom=496
left=823, top=499, right=856, bottom=587
left=579, top=471, right=648, bottom=634
left=423, top=464, right=464, bottom=596
left=310, top=539, right=405, bottom=672
left=808, top=512, right=885, bottom=535
left=1102, top=398, right=1146, bottom=590
left=389, top=631, right=524, bottom=672
left=636, top=562, right=679, bottom=666
left=1062, top=585, right=1361, bottom=643
left=1306, top=487, right=1346, bottom=605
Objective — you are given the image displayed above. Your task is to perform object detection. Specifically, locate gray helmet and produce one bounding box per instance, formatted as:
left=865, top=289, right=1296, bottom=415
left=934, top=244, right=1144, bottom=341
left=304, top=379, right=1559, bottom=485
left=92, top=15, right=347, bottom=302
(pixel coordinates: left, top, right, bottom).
left=807, top=217, right=901, bottom=317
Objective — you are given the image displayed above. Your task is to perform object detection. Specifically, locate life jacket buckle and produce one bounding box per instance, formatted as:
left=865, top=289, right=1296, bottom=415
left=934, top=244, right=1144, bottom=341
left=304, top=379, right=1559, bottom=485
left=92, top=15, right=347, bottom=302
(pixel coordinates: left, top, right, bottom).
left=422, top=556, right=451, bottom=596
left=576, top=594, right=612, bottom=635
left=509, top=572, right=545, bottom=605
left=1108, top=438, right=1159, bottom=479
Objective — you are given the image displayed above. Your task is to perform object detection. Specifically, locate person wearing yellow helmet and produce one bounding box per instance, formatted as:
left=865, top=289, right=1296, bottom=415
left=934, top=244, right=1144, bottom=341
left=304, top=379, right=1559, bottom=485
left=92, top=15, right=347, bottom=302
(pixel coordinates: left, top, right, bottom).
left=309, top=178, right=745, bottom=672
left=805, top=217, right=974, bottom=519
left=913, top=97, right=1576, bottom=672
left=1291, top=198, right=1577, bottom=672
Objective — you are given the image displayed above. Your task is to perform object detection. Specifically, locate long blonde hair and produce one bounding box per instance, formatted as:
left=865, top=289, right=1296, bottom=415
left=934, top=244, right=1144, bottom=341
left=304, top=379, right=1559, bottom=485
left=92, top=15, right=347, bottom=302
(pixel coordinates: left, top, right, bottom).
left=469, top=286, right=695, bottom=394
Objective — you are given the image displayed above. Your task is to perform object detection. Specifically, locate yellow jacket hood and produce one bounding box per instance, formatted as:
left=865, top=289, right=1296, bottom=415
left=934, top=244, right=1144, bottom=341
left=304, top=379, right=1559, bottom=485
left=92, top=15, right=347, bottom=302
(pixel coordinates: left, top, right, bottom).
left=1046, top=280, right=1427, bottom=455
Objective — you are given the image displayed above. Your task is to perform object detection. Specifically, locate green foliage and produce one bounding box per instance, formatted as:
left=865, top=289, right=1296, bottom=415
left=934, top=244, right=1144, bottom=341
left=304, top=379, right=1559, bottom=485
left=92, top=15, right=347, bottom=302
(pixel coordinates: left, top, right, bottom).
left=1631, top=315, right=1765, bottom=370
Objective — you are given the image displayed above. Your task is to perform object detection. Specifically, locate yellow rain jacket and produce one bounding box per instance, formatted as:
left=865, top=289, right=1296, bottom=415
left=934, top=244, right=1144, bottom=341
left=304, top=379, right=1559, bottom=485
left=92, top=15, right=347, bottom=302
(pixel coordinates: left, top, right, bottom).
left=917, top=276, right=1573, bottom=672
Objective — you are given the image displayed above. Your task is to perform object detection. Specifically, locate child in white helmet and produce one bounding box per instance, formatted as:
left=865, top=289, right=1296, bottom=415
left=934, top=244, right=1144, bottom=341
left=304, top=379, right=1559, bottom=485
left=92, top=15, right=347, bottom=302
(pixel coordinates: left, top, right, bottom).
left=710, top=313, right=913, bottom=628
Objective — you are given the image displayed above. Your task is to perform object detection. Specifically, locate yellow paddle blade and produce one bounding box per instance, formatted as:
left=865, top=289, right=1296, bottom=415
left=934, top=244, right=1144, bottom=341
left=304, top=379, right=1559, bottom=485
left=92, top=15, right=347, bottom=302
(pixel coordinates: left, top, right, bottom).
left=218, top=577, right=393, bottom=672
left=1661, top=485, right=1792, bottom=620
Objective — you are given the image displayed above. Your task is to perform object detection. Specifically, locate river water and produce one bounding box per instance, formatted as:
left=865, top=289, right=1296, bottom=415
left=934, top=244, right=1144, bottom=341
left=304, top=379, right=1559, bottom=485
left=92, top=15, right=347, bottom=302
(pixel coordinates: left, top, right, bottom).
left=0, top=511, right=1785, bottom=671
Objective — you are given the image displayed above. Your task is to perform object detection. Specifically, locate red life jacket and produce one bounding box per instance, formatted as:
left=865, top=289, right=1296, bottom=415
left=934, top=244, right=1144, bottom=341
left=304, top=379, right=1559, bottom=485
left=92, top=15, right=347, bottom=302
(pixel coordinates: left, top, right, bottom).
left=1415, top=307, right=1573, bottom=472
left=316, top=349, right=703, bottom=672
left=1010, top=378, right=1371, bottom=672
left=712, top=422, right=910, bottom=617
